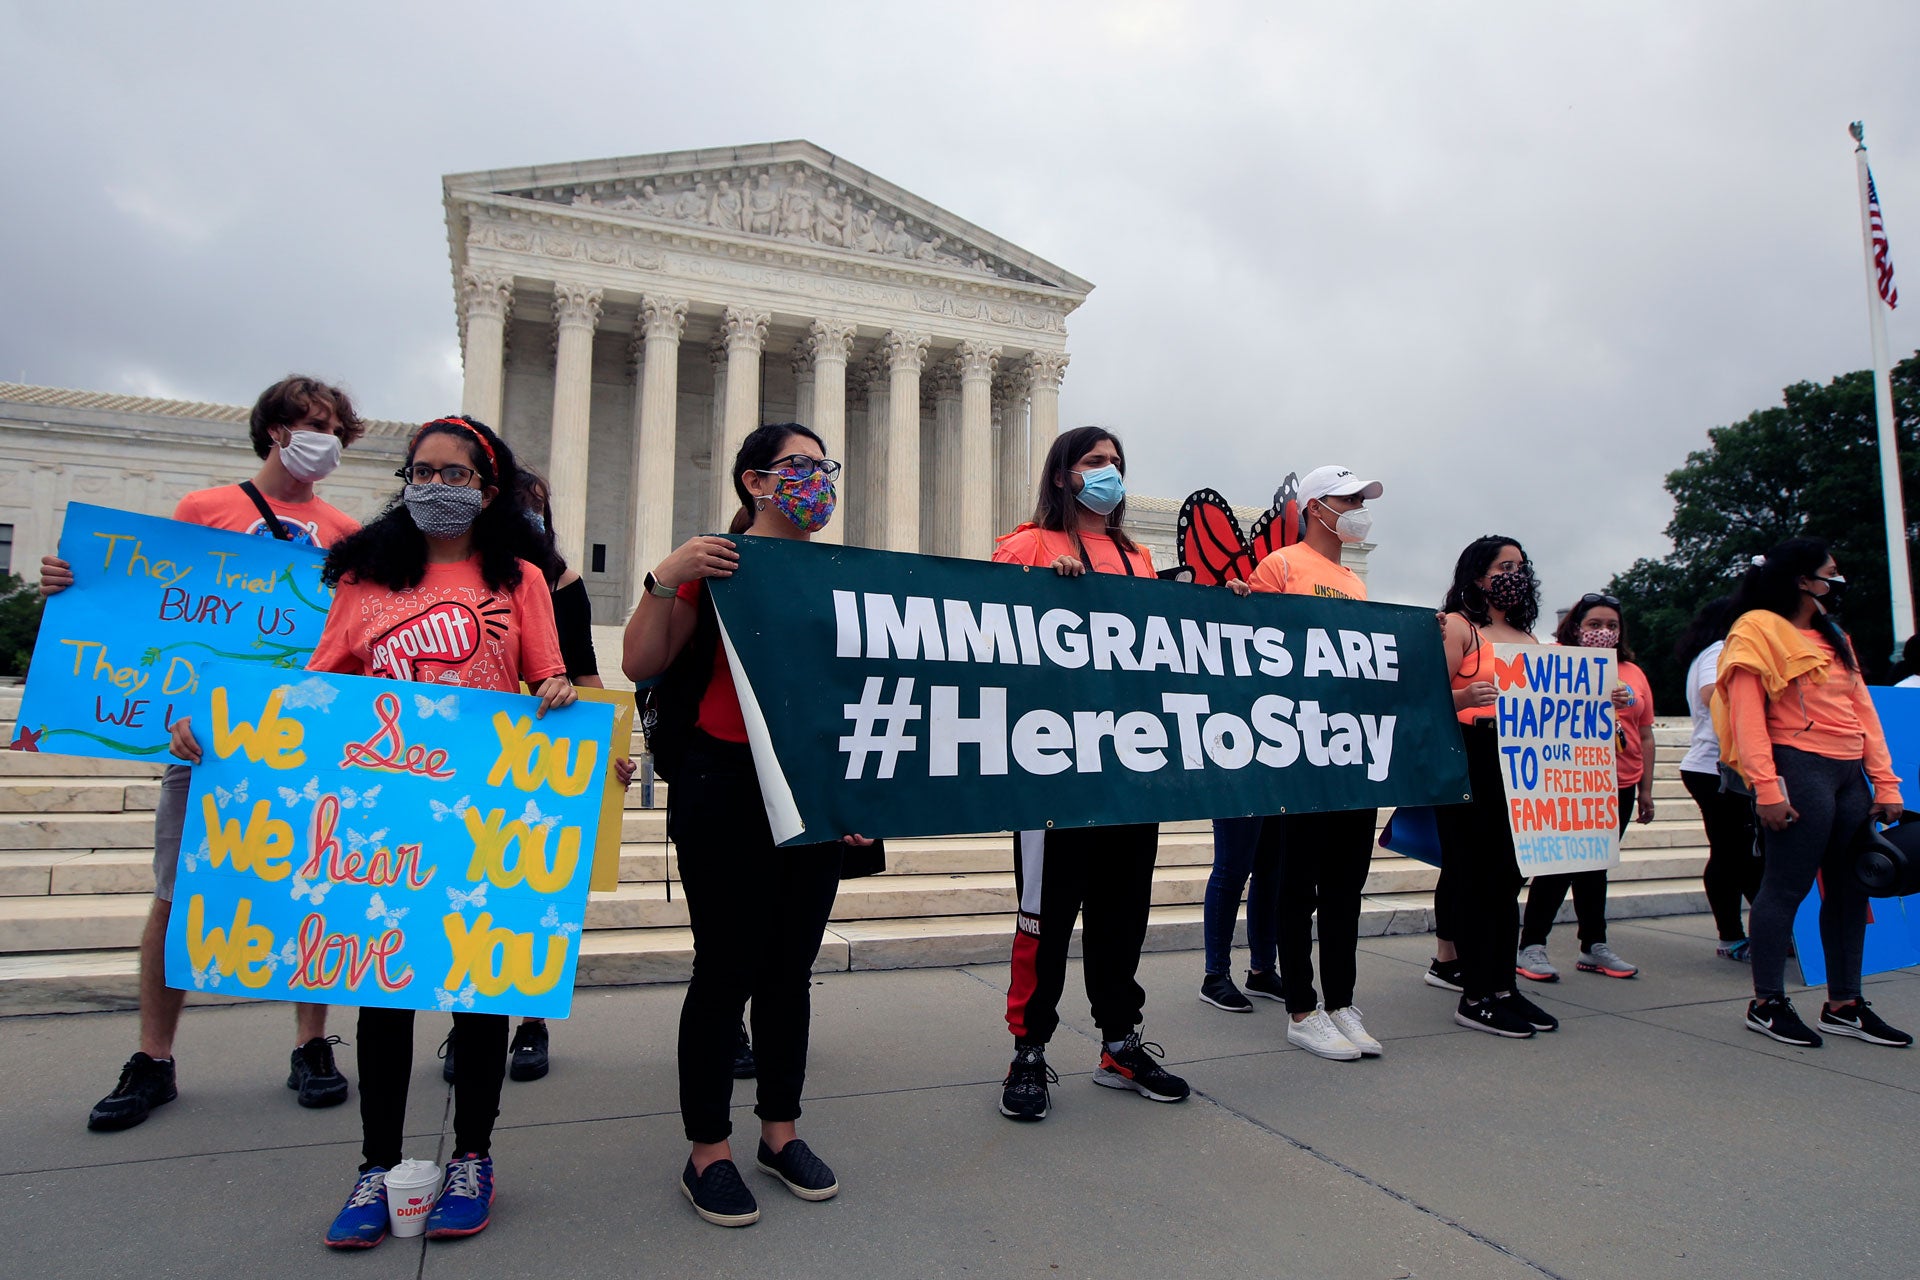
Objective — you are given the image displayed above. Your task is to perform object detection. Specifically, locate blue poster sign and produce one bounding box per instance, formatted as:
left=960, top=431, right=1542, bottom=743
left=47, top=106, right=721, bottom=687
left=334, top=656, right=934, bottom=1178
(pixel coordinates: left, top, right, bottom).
left=10, top=503, right=333, bottom=761
left=164, top=662, right=616, bottom=1018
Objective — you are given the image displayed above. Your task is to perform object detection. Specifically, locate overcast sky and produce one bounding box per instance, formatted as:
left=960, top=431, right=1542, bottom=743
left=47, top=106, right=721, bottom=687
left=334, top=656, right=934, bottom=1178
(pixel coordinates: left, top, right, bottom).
left=4, top=1, right=1918, bottom=610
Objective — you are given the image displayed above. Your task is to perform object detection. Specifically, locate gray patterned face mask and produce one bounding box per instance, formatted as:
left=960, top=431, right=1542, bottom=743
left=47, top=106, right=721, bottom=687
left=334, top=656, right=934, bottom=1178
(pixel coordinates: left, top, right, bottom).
left=404, top=483, right=484, bottom=538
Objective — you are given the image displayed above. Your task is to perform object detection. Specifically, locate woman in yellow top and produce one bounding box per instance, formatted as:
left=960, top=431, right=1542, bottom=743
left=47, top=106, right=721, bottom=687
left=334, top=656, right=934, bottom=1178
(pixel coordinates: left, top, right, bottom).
left=1716, top=538, right=1911, bottom=1050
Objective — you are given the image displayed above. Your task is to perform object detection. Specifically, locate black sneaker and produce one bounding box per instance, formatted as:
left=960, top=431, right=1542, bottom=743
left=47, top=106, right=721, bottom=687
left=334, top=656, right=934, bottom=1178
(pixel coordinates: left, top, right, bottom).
left=439, top=1029, right=456, bottom=1084
left=1454, top=996, right=1536, bottom=1038
left=1424, top=958, right=1465, bottom=992
left=1496, top=990, right=1559, bottom=1032
left=1244, top=969, right=1286, bottom=1002
left=1093, top=1031, right=1191, bottom=1103
left=680, top=1158, right=759, bottom=1227
left=999, top=1042, right=1055, bottom=1121
left=756, top=1138, right=840, bottom=1201
left=732, top=1021, right=756, bottom=1080
left=87, top=1052, right=178, bottom=1131
left=1819, top=1000, right=1914, bottom=1048
left=509, top=1021, right=550, bottom=1082
left=1747, top=996, right=1822, bottom=1047
left=288, top=1036, right=349, bottom=1108
left=1199, top=972, right=1253, bottom=1012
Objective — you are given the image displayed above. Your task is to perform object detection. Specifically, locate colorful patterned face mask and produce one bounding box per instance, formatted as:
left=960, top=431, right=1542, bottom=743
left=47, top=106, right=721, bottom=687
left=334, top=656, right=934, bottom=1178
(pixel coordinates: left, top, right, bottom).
left=760, top=467, right=837, bottom=533
left=1582, top=626, right=1621, bottom=649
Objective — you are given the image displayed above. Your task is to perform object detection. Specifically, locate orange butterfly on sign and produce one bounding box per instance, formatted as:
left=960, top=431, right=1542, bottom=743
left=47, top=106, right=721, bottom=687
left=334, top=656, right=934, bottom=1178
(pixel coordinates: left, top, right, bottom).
left=1493, top=652, right=1530, bottom=691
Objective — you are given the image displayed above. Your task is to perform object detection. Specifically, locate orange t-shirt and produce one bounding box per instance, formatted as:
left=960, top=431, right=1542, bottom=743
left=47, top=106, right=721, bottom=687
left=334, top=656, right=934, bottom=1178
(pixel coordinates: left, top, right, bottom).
left=173, top=485, right=359, bottom=548
left=1448, top=616, right=1497, bottom=724
left=308, top=556, right=565, bottom=694
left=1724, top=631, right=1900, bottom=807
left=1247, top=543, right=1366, bottom=601
left=1614, top=660, right=1655, bottom=788
left=675, top=581, right=748, bottom=744
left=991, top=524, right=1154, bottom=577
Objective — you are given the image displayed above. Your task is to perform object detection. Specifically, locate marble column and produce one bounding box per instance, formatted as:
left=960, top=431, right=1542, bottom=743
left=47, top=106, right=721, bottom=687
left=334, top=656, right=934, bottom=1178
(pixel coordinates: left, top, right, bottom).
left=459, top=268, right=514, bottom=428
left=859, top=351, right=890, bottom=550
left=879, top=330, right=928, bottom=552
left=1024, top=350, right=1070, bottom=493
left=844, top=362, right=871, bottom=547
left=706, top=335, right=729, bottom=531
left=547, top=281, right=603, bottom=570
left=790, top=339, right=816, bottom=431
left=994, top=371, right=1032, bottom=536
left=955, top=340, right=1000, bottom=559
left=717, top=307, right=770, bottom=527
left=626, top=295, right=687, bottom=607
left=922, top=358, right=962, bottom=555
left=808, top=318, right=857, bottom=547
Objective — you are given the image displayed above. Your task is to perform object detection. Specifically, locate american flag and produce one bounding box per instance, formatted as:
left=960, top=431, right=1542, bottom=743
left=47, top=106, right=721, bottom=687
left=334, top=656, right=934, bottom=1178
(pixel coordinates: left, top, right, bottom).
left=1868, top=167, right=1899, bottom=309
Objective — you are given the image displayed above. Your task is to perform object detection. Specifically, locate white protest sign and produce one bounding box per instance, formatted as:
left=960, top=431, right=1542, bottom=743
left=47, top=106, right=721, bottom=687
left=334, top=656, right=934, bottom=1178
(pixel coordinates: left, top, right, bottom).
left=1492, top=643, right=1622, bottom=876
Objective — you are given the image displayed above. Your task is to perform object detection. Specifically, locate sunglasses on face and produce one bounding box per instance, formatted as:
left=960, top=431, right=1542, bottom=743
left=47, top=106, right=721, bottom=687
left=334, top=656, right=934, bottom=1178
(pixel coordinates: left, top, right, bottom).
left=755, top=455, right=842, bottom=482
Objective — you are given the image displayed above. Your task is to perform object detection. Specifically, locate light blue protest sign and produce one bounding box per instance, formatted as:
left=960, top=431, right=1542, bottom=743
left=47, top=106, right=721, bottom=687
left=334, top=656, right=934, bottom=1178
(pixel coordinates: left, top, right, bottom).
left=164, top=662, right=615, bottom=1018
left=10, top=503, right=332, bottom=761
left=1791, top=685, right=1920, bottom=986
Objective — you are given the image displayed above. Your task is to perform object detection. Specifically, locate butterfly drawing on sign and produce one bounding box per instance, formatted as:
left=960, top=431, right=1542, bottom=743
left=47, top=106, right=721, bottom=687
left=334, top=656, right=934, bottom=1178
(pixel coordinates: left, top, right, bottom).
left=429, top=795, right=473, bottom=823
left=339, top=784, right=382, bottom=811
left=540, top=903, right=582, bottom=938
left=191, top=961, right=223, bottom=991
left=213, top=779, right=249, bottom=810
left=366, top=893, right=408, bottom=929
left=1492, top=651, right=1530, bottom=691
left=344, top=826, right=391, bottom=855
left=434, top=983, right=478, bottom=1012
left=290, top=874, right=332, bottom=906
left=519, top=799, right=560, bottom=832
left=277, top=776, right=322, bottom=809
left=260, top=938, right=300, bottom=975
left=1174, top=473, right=1302, bottom=588
left=414, top=692, right=460, bottom=722
left=446, top=883, right=488, bottom=911
left=181, top=837, right=209, bottom=875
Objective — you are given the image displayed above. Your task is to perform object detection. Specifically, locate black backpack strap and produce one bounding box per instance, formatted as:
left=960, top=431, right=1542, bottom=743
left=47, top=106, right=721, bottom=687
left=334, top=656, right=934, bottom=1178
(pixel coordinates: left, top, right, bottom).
left=237, top=481, right=292, bottom=540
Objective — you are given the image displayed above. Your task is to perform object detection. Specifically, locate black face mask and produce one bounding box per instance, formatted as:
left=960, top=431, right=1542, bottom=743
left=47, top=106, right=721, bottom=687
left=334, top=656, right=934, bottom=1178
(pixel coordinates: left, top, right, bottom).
left=1808, top=575, right=1848, bottom=612
left=1484, top=567, right=1535, bottom=611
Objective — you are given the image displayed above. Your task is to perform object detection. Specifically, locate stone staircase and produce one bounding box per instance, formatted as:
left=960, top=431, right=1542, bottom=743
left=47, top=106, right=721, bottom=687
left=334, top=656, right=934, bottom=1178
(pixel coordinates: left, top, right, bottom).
left=0, top=681, right=1711, bottom=1014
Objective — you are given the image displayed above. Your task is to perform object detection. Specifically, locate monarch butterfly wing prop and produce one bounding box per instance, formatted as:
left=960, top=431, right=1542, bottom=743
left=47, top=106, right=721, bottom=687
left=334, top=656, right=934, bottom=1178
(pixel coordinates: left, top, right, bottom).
left=1175, top=489, right=1253, bottom=587
left=1273, top=471, right=1303, bottom=548
left=1245, top=507, right=1281, bottom=568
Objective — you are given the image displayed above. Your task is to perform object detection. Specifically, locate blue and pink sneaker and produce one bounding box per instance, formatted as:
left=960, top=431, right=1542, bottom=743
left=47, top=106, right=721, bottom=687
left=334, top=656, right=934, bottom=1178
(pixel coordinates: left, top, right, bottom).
left=324, top=1168, right=389, bottom=1250
left=424, top=1153, right=494, bottom=1239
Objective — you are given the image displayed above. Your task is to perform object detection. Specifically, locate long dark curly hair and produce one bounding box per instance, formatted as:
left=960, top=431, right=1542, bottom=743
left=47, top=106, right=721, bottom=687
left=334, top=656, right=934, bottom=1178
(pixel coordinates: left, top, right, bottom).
left=1727, top=536, right=1856, bottom=671
left=1442, top=534, right=1539, bottom=635
left=322, top=415, right=536, bottom=593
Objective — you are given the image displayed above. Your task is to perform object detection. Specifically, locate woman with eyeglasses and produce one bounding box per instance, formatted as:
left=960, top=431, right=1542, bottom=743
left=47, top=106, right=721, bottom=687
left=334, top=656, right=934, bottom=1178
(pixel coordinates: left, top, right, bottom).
left=1675, top=596, right=1762, bottom=961
left=622, top=423, right=871, bottom=1228
left=169, top=415, right=577, bottom=1247
left=994, top=426, right=1192, bottom=1123
left=1513, top=593, right=1652, bottom=983
left=1717, top=538, right=1910, bottom=1049
left=1431, top=536, right=1559, bottom=1038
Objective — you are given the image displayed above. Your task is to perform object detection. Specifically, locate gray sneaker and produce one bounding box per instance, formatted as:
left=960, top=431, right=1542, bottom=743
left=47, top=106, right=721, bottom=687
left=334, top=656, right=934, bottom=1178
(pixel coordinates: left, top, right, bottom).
left=1515, top=944, right=1559, bottom=982
left=1577, top=942, right=1639, bottom=978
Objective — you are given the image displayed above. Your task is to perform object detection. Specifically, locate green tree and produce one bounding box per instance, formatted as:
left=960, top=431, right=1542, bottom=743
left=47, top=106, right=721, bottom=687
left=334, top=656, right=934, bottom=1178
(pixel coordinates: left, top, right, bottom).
left=0, top=573, right=44, bottom=677
left=1608, top=352, right=1920, bottom=712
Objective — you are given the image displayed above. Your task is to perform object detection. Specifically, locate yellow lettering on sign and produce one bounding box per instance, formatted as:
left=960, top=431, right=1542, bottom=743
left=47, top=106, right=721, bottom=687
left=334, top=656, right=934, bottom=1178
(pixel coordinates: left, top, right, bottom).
left=460, top=808, right=581, bottom=894
left=441, top=912, right=569, bottom=997
left=183, top=894, right=275, bottom=989
left=210, top=686, right=306, bottom=769
left=201, top=796, right=295, bottom=881
left=486, top=711, right=598, bottom=797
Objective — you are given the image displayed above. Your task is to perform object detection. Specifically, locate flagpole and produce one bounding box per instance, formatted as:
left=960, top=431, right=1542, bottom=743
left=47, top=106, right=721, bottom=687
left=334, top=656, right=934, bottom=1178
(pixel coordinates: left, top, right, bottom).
left=1852, top=121, right=1914, bottom=654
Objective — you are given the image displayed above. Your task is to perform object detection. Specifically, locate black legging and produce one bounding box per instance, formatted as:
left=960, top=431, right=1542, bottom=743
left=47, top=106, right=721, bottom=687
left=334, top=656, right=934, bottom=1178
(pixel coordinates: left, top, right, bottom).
left=1520, top=787, right=1636, bottom=949
left=356, top=1008, right=507, bottom=1172
left=1682, top=769, right=1763, bottom=942
left=1432, top=723, right=1523, bottom=999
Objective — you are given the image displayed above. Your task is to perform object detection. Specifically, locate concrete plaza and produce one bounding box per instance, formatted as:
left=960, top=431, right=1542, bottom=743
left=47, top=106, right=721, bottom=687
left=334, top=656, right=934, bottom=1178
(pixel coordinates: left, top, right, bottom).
left=4, top=913, right=1916, bottom=1279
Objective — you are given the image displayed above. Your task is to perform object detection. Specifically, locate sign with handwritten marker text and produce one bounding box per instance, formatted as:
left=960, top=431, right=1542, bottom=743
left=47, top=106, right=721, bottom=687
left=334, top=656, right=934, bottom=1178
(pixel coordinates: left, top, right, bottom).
left=1492, top=643, right=1622, bottom=876
left=11, top=503, right=333, bottom=761
left=165, top=662, right=616, bottom=1018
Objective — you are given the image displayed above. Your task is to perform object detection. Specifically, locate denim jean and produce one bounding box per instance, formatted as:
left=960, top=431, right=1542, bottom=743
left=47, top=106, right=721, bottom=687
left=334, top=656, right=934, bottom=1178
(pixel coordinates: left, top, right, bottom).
left=1202, top=815, right=1281, bottom=975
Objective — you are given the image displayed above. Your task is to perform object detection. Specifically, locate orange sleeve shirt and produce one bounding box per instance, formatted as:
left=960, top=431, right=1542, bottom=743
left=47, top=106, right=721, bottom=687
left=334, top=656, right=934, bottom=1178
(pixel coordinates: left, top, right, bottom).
left=1724, top=631, right=1900, bottom=806
left=308, top=556, right=566, bottom=694
left=1614, top=661, right=1656, bottom=788
left=991, top=525, right=1154, bottom=577
left=1247, top=544, right=1366, bottom=601
left=173, top=485, right=360, bottom=547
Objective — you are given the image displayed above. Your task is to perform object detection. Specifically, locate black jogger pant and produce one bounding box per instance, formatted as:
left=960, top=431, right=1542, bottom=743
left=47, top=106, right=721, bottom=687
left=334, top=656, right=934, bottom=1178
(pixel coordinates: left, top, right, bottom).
left=1682, top=768, right=1763, bottom=942
left=1431, top=723, right=1524, bottom=999
left=669, top=734, right=843, bottom=1145
left=357, top=1008, right=507, bottom=1172
left=1276, top=807, right=1379, bottom=1014
left=1005, top=823, right=1159, bottom=1046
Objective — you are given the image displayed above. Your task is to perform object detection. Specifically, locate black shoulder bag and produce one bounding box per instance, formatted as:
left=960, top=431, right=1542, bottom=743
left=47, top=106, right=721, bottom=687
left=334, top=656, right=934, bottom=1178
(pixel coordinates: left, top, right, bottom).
left=237, top=481, right=292, bottom=541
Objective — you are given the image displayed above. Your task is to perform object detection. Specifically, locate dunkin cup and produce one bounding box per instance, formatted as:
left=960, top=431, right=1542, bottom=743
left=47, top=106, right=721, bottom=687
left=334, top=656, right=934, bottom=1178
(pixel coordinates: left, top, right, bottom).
left=384, top=1158, right=442, bottom=1238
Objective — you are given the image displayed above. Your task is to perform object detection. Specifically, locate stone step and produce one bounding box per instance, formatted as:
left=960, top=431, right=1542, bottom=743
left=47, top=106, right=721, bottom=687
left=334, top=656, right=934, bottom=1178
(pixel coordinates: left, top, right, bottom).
left=0, top=751, right=168, bottom=778
left=0, top=778, right=162, bottom=814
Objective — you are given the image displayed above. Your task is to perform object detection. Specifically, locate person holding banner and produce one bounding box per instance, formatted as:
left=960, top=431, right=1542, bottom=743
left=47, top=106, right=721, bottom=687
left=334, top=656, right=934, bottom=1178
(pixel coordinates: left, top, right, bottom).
left=623, top=422, right=871, bottom=1228
left=1675, top=597, right=1763, bottom=960
left=1432, top=537, right=1559, bottom=1037
left=173, top=413, right=578, bottom=1245
left=1715, top=539, right=1912, bottom=1050
left=994, top=426, right=1193, bottom=1120
left=1515, top=595, right=1651, bottom=982
left=47, top=375, right=366, bottom=1133
left=1240, top=465, right=1385, bottom=1060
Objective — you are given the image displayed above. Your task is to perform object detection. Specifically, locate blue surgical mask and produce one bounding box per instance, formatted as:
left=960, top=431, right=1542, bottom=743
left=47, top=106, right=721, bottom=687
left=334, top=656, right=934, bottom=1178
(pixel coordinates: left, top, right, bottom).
left=1074, top=464, right=1125, bottom=516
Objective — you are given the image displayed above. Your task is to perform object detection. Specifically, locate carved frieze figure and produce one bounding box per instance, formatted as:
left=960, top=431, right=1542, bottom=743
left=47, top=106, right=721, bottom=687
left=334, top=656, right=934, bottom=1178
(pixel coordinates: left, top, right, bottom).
left=571, top=190, right=596, bottom=207
left=746, top=174, right=780, bottom=235
left=708, top=179, right=744, bottom=231
left=884, top=219, right=915, bottom=257
left=780, top=185, right=816, bottom=240
left=850, top=206, right=883, bottom=254
left=674, top=182, right=708, bottom=221
left=817, top=185, right=852, bottom=248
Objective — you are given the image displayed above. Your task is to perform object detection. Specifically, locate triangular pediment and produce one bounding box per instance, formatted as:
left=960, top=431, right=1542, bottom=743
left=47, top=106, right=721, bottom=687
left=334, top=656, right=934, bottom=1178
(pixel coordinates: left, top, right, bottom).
left=443, top=140, right=1089, bottom=296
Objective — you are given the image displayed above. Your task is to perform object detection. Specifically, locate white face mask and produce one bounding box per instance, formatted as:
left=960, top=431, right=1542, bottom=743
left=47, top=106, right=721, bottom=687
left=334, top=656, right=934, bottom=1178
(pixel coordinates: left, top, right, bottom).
left=277, top=429, right=342, bottom=483
left=1315, top=502, right=1373, bottom=544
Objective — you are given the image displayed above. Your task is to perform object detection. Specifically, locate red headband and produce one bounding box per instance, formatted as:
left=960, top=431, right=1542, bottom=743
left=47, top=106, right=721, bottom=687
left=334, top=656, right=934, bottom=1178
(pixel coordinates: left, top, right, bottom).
left=410, top=416, right=498, bottom=476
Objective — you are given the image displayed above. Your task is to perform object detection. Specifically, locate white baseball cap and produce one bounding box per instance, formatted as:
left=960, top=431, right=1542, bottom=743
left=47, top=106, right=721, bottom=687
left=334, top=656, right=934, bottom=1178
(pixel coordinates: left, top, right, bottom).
left=1298, top=465, right=1383, bottom=506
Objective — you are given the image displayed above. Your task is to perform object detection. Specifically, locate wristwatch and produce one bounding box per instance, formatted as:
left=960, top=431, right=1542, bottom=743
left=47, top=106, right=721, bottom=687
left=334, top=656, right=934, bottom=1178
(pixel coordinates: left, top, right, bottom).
left=643, top=571, right=678, bottom=600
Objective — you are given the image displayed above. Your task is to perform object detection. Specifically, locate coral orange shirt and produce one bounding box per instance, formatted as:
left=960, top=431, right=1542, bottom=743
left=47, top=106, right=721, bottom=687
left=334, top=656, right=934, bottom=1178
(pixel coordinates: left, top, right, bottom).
left=308, top=557, right=566, bottom=695
left=1614, top=661, right=1655, bottom=788
left=992, top=524, right=1154, bottom=577
left=1724, top=631, right=1900, bottom=807
left=1248, top=543, right=1366, bottom=602
left=173, top=485, right=359, bottom=548
left=674, top=580, right=748, bottom=743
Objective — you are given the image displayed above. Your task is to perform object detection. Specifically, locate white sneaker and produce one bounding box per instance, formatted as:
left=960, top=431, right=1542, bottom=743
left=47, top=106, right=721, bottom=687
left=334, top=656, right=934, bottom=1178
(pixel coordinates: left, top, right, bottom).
left=1285, top=1009, right=1362, bottom=1061
left=1326, top=1006, right=1383, bottom=1057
